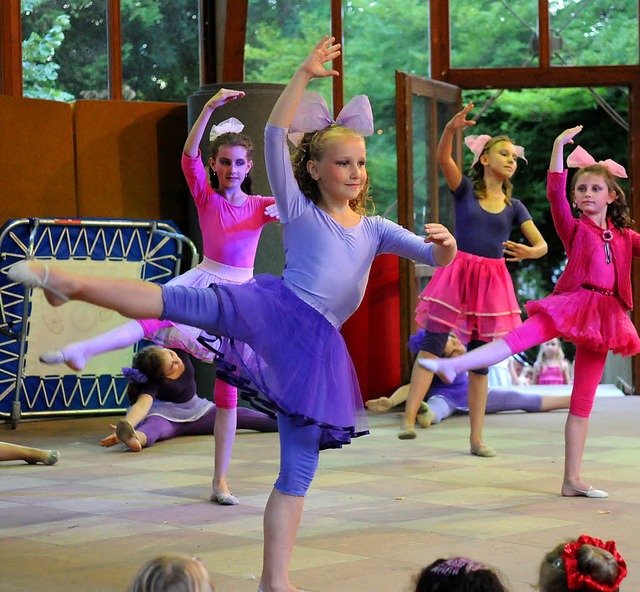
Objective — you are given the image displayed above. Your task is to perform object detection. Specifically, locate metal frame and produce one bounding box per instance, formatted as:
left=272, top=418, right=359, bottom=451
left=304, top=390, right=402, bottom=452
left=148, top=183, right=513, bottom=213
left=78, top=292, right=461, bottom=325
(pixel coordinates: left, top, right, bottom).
left=0, top=218, right=198, bottom=428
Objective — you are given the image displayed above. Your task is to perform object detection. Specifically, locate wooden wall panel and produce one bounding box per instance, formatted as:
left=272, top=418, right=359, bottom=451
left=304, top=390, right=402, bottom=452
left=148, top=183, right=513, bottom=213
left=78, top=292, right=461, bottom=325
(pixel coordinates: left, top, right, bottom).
left=0, top=95, right=76, bottom=221
left=73, top=100, right=190, bottom=231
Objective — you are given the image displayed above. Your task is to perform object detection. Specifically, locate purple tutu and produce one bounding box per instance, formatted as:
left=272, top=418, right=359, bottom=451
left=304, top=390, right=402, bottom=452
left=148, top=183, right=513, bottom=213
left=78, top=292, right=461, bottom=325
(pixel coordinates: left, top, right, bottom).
left=161, top=275, right=369, bottom=450
left=415, top=250, right=522, bottom=343
left=526, top=287, right=640, bottom=356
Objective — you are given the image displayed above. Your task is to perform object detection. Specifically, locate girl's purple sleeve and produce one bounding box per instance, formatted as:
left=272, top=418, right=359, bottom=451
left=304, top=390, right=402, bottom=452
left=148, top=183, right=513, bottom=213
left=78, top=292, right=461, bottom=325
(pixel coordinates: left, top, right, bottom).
left=376, top=218, right=438, bottom=266
left=264, top=124, right=308, bottom=223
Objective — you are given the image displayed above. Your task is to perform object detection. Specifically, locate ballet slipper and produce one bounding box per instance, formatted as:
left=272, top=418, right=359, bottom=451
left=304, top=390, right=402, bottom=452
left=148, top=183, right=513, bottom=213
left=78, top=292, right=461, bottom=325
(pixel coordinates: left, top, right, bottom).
left=562, top=483, right=608, bottom=499
left=397, top=419, right=417, bottom=440
left=115, top=419, right=142, bottom=452
left=416, top=403, right=433, bottom=429
left=470, top=443, right=497, bottom=458
left=210, top=489, right=239, bottom=506
left=7, top=260, right=69, bottom=305
left=27, top=450, right=60, bottom=465
left=39, top=349, right=86, bottom=372
left=417, top=357, right=456, bottom=384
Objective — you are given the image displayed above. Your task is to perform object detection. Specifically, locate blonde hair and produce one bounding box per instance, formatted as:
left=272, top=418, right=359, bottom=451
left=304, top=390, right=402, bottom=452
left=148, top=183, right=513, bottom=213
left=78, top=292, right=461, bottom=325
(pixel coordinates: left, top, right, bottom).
left=535, top=339, right=566, bottom=367
left=469, top=135, right=518, bottom=205
left=128, top=554, right=214, bottom=592
left=291, top=125, right=374, bottom=215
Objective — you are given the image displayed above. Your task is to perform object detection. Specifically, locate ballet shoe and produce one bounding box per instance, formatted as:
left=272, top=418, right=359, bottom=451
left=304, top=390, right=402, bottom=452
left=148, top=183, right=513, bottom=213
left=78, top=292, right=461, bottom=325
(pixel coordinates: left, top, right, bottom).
left=7, top=260, right=69, bottom=304
left=416, top=403, right=433, bottom=429
left=39, top=350, right=67, bottom=365
left=44, top=450, right=60, bottom=465
left=470, top=443, right=497, bottom=458
left=562, top=484, right=608, bottom=499
left=397, top=420, right=417, bottom=440
left=417, top=358, right=456, bottom=384
left=115, top=419, right=142, bottom=452
left=210, top=489, right=239, bottom=506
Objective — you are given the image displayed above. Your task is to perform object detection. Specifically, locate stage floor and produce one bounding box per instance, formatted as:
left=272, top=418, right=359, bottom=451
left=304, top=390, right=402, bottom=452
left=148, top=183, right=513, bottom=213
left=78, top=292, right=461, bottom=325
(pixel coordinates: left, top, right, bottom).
left=1, top=391, right=639, bottom=592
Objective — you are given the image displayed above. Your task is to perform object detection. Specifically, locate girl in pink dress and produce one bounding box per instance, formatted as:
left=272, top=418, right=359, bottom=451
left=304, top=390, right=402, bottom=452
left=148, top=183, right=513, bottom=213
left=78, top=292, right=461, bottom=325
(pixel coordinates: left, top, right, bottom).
left=402, top=103, right=547, bottom=457
left=533, top=338, right=572, bottom=385
left=39, top=89, right=278, bottom=506
left=421, top=125, right=640, bottom=498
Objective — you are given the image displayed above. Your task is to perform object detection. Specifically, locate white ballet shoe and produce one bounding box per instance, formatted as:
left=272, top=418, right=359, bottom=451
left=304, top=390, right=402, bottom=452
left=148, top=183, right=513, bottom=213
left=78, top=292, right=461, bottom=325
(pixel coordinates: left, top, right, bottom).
left=210, top=489, right=239, bottom=506
left=417, top=358, right=456, bottom=384
left=39, top=350, right=67, bottom=365
left=562, top=484, right=608, bottom=499
left=7, top=260, right=69, bottom=303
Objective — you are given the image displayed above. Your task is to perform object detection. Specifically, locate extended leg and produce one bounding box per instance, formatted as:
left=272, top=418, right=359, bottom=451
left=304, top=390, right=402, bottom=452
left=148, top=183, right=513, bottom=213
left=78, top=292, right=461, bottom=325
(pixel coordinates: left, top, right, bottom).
left=468, top=371, right=493, bottom=457
left=0, top=442, right=59, bottom=465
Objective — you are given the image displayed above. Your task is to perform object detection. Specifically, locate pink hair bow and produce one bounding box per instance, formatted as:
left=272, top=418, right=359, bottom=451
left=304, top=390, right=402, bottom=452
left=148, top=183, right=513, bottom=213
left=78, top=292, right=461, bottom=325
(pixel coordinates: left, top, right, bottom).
left=566, top=145, right=627, bottom=178
left=288, top=91, right=374, bottom=146
left=209, top=117, right=244, bottom=141
left=464, top=134, right=527, bottom=168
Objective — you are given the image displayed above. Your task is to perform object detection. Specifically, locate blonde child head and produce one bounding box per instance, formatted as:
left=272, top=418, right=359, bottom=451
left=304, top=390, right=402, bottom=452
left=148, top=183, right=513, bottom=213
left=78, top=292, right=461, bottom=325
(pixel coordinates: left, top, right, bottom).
left=128, top=554, right=214, bottom=592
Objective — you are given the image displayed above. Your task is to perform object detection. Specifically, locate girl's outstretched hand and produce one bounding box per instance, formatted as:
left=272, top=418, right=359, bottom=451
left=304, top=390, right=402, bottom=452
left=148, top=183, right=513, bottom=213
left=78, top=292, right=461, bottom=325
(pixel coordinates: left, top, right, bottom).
left=554, top=125, right=583, bottom=147
left=206, top=88, right=246, bottom=110
left=445, top=102, right=476, bottom=132
left=300, top=35, right=341, bottom=80
left=503, top=240, right=534, bottom=262
left=100, top=424, right=119, bottom=447
left=424, top=223, right=456, bottom=247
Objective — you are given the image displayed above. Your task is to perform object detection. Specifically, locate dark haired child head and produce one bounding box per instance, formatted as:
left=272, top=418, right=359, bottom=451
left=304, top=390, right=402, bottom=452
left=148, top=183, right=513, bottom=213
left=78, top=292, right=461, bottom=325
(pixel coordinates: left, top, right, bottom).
left=414, top=557, right=508, bottom=592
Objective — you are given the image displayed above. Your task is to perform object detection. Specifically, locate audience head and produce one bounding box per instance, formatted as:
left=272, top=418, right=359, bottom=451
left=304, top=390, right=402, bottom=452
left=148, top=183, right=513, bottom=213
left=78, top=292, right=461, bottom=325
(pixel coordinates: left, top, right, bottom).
left=414, top=557, right=508, bottom=592
left=128, top=554, right=214, bottom=592
left=538, top=535, right=627, bottom=592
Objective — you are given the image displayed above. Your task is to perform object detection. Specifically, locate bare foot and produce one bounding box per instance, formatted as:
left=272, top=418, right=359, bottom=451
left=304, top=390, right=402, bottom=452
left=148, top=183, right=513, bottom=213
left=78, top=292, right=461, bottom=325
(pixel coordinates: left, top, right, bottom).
left=365, top=397, right=393, bottom=412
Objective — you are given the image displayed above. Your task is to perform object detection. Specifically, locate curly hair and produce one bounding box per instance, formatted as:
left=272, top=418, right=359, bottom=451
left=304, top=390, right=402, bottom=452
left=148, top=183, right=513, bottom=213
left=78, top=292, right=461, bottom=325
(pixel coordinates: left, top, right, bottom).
left=469, top=135, right=520, bottom=205
left=126, top=345, right=167, bottom=405
left=569, top=165, right=634, bottom=231
left=208, top=132, right=255, bottom=195
left=539, top=542, right=621, bottom=592
left=291, top=124, right=374, bottom=215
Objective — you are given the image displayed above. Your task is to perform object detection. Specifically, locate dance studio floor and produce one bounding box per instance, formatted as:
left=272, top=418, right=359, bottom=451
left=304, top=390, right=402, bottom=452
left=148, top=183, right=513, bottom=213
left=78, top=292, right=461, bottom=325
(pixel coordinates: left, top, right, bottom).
left=2, top=391, right=640, bottom=592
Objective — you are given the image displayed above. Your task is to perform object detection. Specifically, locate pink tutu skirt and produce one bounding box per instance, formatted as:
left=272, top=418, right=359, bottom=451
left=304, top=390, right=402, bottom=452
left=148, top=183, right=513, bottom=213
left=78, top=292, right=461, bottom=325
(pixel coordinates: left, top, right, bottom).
left=151, top=258, right=252, bottom=363
left=415, top=250, right=522, bottom=343
left=526, top=287, right=640, bottom=356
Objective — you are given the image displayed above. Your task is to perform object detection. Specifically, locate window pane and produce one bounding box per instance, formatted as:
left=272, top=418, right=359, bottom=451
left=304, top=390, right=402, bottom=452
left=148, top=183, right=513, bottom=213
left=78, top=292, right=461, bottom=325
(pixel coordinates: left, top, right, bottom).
left=22, top=0, right=108, bottom=101
left=344, top=0, right=429, bottom=221
left=245, top=0, right=331, bottom=85
left=550, top=0, right=638, bottom=66
left=451, top=1, right=539, bottom=68
left=121, top=0, right=200, bottom=102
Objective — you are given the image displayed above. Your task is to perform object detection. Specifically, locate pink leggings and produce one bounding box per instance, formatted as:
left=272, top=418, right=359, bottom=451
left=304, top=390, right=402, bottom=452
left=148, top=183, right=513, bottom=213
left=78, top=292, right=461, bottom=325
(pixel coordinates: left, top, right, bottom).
left=137, top=319, right=238, bottom=409
left=504, top=314, right=607, bottom=418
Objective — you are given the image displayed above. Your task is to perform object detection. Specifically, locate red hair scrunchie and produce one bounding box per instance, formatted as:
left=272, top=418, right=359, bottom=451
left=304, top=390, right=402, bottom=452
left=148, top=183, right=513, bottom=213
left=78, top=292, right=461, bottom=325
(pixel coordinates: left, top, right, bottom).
left=562, top=534, right=627, bottom=592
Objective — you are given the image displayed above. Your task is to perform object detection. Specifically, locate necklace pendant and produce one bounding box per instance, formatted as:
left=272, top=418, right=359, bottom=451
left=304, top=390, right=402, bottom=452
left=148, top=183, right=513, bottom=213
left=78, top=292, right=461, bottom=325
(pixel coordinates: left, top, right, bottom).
left=604, top=242, right=612, bottom=264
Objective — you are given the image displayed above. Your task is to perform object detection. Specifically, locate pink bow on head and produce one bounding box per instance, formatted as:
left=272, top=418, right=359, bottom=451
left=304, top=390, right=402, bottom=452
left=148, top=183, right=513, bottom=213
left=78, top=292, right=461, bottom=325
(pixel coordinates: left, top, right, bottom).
left=288, top=90, right=374, bottom=146
left=464, top=134, right=527, bottom=168
left=566, top=145, right=627, bottom=178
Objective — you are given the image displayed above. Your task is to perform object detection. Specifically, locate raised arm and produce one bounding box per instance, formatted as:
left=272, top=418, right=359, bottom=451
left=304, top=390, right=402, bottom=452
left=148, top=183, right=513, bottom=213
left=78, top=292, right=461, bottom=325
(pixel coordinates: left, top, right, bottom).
left=183, top=89, right=246, bottom=158
left=549, top=125, right=582, bottom=173
left=267, top=36, right=340, bottom=129
left=437, top=102, right=476, bottom=191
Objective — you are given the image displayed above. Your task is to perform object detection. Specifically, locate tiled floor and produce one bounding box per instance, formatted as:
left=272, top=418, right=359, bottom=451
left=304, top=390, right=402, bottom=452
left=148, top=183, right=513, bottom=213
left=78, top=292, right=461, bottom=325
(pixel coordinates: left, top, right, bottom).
left=1, top=392, right=639, bottom=592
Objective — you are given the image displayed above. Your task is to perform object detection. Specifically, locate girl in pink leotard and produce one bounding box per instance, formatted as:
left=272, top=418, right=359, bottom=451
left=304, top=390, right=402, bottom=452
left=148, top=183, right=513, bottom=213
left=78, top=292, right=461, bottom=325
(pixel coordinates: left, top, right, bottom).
left=421, top=125, right=640, bottom=499
left=39, top=89, right=278, bottom=506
